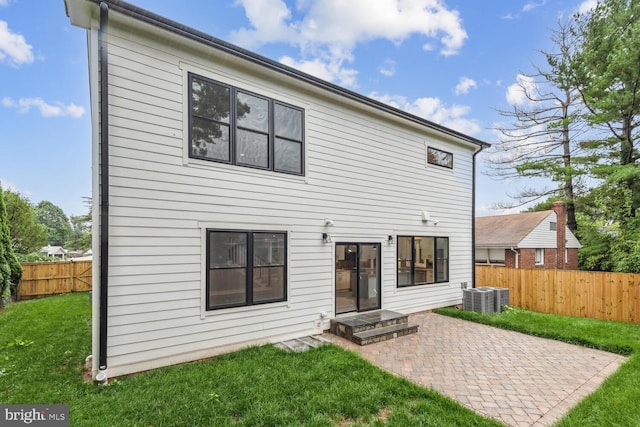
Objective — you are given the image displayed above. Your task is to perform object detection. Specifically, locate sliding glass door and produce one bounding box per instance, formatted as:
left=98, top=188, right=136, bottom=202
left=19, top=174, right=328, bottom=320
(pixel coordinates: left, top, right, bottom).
left=335, top=243, right=380, bottom=314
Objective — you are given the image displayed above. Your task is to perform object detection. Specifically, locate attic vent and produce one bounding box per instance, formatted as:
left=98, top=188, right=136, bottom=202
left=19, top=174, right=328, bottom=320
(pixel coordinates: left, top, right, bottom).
left=550, top=222, right=557, bottom=231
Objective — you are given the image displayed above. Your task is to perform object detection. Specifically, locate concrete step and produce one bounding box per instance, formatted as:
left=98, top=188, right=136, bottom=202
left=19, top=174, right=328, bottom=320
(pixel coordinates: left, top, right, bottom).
left=330, top=310, right=418, bottom=345
left=352, top=322, right=419, bottom=346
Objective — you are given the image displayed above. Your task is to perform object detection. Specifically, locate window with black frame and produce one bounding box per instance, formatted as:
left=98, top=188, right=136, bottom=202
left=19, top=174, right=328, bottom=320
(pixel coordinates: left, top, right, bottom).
left=206, top=230, right=287, bottom=310
left=189, top=73, right=304, bottom=175
left=427, top=147, right=453, bottom=169
left=397, top=236, right=449, bottom=287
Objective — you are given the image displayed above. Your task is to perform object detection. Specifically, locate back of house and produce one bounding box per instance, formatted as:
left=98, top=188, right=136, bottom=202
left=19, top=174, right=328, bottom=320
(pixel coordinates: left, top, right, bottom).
left=65, top=0, right=488, bottom=379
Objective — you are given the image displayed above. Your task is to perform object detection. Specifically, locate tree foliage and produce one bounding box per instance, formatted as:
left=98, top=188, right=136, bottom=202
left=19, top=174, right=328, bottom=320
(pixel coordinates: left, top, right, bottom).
left=571, top=0, right=640, bottom=213
left=3, top=190, right=47, bottom=254
left=491, top=1, right=640, bottom=271
left=35, top=201, right=71, bottom=247
left=0, top=187, right=23, bottom=306
left=488, top=21, right=587, bottom=232
left=567, top=0, right=640, bottom=271
left=66, top=197, right=92, bottom=251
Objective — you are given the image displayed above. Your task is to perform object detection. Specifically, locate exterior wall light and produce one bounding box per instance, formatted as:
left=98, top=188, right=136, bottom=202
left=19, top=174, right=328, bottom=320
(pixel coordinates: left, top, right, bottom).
left=322, top=232, right=332, bottom=243
left=388, top=235, right=395, bottom=244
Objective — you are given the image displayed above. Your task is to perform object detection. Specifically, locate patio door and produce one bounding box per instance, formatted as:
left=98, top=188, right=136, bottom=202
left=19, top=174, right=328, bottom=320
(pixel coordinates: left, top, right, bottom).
left=335, top=243, right=381, bottom=314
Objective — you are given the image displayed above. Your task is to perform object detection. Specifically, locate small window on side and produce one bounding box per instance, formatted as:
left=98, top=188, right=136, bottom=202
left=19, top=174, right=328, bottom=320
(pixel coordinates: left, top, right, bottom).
left=427, top=147, right=453, bottom=169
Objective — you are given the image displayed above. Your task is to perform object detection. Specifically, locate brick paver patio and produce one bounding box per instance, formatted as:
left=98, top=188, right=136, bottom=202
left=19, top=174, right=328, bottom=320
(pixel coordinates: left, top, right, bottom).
left=326, top=312, right=626, bottom=427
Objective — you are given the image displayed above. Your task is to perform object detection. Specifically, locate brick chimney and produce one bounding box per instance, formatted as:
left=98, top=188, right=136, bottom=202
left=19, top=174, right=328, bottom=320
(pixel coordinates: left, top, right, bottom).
left=552, top=201, right=566, bottom=269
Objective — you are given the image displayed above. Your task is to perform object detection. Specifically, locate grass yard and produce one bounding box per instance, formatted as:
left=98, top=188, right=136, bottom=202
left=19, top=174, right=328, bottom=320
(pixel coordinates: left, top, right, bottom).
left=436, top=306, right=640, bottom=427
left=0, top=294, right=500, bottom=427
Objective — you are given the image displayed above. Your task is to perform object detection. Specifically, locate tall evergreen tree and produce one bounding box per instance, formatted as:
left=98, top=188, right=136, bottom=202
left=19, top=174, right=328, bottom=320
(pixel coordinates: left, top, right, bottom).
left=488, top=21, right=587, bottom=232
left=0, top=187, right=23, bottom=306
left=569, top=0, right=640, bottom=271
left=571, top=0, right=640, bottom=217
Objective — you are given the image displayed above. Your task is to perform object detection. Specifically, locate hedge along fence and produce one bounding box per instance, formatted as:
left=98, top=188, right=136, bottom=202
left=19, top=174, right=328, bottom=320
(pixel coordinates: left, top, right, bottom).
left=17, top=260, right=92, bottom=300
left=476, top=265, right=640, bottom=324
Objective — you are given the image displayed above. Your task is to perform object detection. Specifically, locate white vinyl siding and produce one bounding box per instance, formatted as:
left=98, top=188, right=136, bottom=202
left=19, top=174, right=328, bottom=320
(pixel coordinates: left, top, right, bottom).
left=519, top=212, right=582, bottom=249
left=91, top=16, right=477, bottom=376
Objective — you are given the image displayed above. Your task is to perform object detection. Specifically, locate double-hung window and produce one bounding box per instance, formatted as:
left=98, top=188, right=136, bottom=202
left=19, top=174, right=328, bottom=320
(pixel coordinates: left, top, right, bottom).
left=189, top=73, right=304, bottom=175
left=206, top=230, right=287, bottom=310
left=397, top=236, right=449, bottom=287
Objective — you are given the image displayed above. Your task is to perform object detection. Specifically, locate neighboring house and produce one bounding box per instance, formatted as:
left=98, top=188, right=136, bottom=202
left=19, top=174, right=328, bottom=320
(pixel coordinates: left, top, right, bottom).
left=65, top=0, right=489, bottom=379
left=40, top=245, right=68, bottom=259
left=475, top=201, right=581, bottom=270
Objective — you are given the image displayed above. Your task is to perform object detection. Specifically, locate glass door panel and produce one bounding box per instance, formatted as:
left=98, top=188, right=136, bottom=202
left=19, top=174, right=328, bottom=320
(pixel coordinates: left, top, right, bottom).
left=335, top=244, right=357, bottom=314
left=335, top=243, right=381, bottom=314
left=358, top=244, right=380, bottom=311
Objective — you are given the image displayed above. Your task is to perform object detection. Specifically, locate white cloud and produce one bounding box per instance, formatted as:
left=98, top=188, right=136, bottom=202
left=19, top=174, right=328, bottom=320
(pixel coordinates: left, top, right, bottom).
left=505, top=74, right=538, bottom=106
left=523, top=0, right=548, bottom=12
left=279, top=55, right=358, bottom=87
left=0, top=20, right=34, bottom=66
left=0, top=178, right=17, bottom=192
left=379, top=59, right=396, bottom=77
left=0, top=0, right=11, bottom=7
left=369, top=92, right=481, bottom=135
left=455, top=77, right=477, bottom=95
left=3, top=97, right=85, bottom=118
left=577, top=0, right=599, bottom=14
left=0, top=178, right=28, bottom=195
left=231, top=0, right=467, bottom=86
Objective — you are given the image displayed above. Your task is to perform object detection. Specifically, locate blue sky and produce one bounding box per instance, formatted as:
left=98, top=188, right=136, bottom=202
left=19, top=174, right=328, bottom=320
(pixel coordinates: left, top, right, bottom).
left=0, top=0, right=597, bottom=217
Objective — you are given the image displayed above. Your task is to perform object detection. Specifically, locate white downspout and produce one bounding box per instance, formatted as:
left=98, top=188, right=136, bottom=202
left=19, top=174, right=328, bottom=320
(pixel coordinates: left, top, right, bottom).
left=510, top=247, right=519, bottom=269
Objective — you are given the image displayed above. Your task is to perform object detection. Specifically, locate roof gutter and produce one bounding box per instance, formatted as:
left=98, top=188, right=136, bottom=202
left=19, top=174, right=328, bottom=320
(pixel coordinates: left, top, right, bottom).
left=98, top=0, right=109, bottom=377
left=471, top=145, right=484, bottom=288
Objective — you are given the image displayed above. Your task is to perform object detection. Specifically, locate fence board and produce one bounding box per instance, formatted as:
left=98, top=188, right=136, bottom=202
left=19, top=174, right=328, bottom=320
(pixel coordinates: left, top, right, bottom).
left=17, top=260, right=92, bottom=300
left=476, top=265, right=640, bottom=324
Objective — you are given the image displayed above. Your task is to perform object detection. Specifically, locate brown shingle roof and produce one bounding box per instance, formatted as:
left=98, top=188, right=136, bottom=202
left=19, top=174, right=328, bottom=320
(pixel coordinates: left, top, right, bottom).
left=475, top=210, right=552, bottom=247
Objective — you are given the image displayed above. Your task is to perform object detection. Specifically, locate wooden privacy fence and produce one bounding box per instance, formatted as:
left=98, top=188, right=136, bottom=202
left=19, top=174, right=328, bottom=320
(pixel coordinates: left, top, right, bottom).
left=17, top=260, right=92, bottom=300
left=476, top=265, right=640, bottom=324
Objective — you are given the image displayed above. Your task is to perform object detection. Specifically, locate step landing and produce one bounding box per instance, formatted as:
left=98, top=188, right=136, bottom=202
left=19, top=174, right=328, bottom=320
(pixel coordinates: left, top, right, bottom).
left=330, top=309, right=418, bottom=345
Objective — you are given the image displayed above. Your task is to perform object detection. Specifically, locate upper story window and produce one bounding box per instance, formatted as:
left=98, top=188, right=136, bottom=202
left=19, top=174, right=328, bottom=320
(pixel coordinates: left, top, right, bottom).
left=397, top=236, right=449, bottom=287
left=550, top=221, right=557, bottom=231
left=189, top=73, right=304, bottom=175
left=427, top=147, right=453, bottom=169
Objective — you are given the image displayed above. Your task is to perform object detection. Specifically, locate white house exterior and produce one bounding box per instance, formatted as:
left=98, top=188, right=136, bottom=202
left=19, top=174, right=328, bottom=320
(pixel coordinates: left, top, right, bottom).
left=65, top=0, right=489, bottom=379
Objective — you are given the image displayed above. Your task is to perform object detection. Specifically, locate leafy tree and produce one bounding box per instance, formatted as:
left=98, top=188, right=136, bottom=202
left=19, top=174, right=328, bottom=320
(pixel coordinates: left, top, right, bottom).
left=66, top=197, right=92, bottom=251
left=488, top=21, right=587, bottom=232
left=571, top=0, right=640, bottom=216
left=35, top=201, right=71, bottom=246
left=3, top=190, right=47, bottom=254
left=567, top=0, right=640, bottom=272
left=0, top=187, right=23, bottom=306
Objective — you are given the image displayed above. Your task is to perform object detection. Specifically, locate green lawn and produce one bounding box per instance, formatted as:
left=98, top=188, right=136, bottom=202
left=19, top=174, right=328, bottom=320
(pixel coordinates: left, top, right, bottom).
left=4, top=295, right=639, bottom=426
left=436, top=306, right=640, bottom=427
left=0, top=294, right=500, bottom=427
